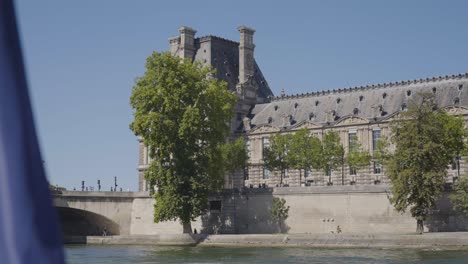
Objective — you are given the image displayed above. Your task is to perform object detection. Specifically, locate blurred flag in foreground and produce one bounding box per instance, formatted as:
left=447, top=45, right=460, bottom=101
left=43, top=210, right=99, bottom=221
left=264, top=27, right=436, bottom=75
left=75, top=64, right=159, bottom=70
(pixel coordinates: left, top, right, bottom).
left=0, top=0, right=65, bottom=263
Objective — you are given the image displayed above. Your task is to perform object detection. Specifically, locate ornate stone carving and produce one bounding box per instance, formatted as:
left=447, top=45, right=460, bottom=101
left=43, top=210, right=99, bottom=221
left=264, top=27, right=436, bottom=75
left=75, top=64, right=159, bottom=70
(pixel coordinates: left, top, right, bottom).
left=335, top=116, right=368, bottom=126
left=444, top=106, right=468, bottom=115
left=250, top=125, right=280, bottom=134
left=292, top=121, right=321, bottom=130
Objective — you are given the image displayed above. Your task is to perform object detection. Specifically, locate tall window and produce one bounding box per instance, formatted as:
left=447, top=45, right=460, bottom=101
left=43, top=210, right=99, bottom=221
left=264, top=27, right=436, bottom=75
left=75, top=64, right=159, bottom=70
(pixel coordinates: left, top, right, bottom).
left=262, top=137, right=270, bottom=159
left=348, top=132, right=357, bottom=151
left=304, top=170, right=310, bottom=178
left=373, top=162, right=382, bottom=174
left=452, top=157, right=459, bottom=171
left=263, top=168, right=270, bottom=179
left=284, top=169, right=289, bottom=178
left=372, top=129, right=381, bottom=151
left=349, top=167, right=356, bottom=175
left=325, top=169, right=331, bottom=177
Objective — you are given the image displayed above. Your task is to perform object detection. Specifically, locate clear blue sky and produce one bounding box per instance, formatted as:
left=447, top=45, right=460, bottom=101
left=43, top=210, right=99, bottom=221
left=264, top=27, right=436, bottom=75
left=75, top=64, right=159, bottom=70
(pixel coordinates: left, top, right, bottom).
left=15, top=0, right=468, bottom=191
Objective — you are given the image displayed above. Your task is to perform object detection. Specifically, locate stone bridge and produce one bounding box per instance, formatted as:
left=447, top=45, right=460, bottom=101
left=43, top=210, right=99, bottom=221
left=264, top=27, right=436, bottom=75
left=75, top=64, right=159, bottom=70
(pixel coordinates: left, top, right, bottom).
left=52, top=191, right=150, bottom=236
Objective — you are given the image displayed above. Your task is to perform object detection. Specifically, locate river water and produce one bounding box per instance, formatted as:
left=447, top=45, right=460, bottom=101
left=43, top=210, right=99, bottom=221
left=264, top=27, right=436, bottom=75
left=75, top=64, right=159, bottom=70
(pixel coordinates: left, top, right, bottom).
left=66, top=245, right=468, bottom=264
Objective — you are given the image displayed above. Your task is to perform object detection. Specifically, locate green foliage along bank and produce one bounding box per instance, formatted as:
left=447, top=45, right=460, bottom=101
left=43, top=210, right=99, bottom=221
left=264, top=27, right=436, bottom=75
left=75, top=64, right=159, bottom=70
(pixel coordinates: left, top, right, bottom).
left=386, top=93, right=467, bottom=234
left=129, top=52, right=237, bottom=233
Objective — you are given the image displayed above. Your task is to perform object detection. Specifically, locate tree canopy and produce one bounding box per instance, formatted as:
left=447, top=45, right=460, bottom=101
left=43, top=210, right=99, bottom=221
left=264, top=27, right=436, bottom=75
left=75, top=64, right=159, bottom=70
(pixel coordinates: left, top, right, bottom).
left=263, top=133, right=292, bottom=186
left=129, top=52, right=237, bottom=233
left=386, top=93, right=466, bottom=234
left=346, top=135, right=371, bottom=181
left=270, top=197, right=290, bottom=233
left=288, top=128, right=322, bottom=185
left=319, top=131, right=345, bottom=184
left=221, top=137, right=249, bottom=188
left=450, top=176, right=468, bottom=215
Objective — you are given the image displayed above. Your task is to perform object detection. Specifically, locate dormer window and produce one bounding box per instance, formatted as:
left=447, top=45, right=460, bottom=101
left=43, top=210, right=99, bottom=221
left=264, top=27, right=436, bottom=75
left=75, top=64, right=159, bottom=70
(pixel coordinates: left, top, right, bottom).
left=337, top=98, right=341, bottom=104
left=274, top=105, right=278, bottom=111
left=407, top=90, right=412, bottom=96
left=294, top=102, right=299, bottom=109
left=382, top=93, right=387, bottom=99
left=454, top=97, right=460, bottom=105
left=353, top=108, right=359, bottom=115
left=432, top=87, right=437, bottom=94
left=268, top=117, right=273, bottom=124
left=359, top=95, right=364, bottom=102
left=401, top=103, right=407, bottom=111
left=315, top=100, right=320, bottom=106
left=459, top=84, right=464, bottom=91
left=309, top=113, right=315, bottom=120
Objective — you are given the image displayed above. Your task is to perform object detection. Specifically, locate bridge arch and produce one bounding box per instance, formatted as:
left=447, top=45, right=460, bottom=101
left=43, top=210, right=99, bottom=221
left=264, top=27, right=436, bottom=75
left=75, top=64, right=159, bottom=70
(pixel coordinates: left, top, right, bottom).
left=56, top=207, right=120, bottom=236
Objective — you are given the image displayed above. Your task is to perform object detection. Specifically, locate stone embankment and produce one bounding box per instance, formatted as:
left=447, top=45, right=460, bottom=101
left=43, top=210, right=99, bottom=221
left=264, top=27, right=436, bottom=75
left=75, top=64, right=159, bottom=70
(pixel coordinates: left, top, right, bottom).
left=65, top=233, right=468, bottom=249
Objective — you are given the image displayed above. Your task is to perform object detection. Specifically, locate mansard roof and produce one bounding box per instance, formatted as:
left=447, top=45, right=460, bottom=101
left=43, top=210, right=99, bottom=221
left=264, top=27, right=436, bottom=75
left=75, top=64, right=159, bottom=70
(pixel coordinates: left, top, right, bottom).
left=185, top=35, right=273, bottom=102
left=250, top=73, right=468, bottom=129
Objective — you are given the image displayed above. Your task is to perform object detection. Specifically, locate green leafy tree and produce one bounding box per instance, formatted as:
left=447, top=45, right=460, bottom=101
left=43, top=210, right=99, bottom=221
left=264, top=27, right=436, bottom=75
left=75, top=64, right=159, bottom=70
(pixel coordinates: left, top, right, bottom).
left=387, top=93, right=464, bottom=234
left=130, top=52, right=237, bottom=233
left=288, top=128, right=322, bottom=185
left=263, top=133, right=293, bottom=186
left=221, top=137, right=249, bottom=188
left=373, top=137, right=391, bottom=175
left=319, top=131, right=345, bottom=185
left=270, top=197, right=290, bottom=233
left=346, top=136, right=371, bottom=182
left=450, top=176, right=468, bottom=215
left=442, top=114, right=468, bottom=178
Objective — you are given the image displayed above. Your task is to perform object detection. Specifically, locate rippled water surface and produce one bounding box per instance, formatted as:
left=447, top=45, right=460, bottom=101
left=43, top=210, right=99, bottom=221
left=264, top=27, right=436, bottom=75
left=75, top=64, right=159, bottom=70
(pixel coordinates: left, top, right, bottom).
left=66, top=245, right=468, bottom=264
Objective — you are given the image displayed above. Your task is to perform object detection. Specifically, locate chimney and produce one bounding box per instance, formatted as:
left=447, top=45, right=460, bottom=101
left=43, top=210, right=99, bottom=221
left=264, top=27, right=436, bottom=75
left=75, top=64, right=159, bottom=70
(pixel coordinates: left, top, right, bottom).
left=237, top=25, right=255, bottom=83
left=178, top=26, right=197, bottom=60
left=168, top=36, right=180, bottom=56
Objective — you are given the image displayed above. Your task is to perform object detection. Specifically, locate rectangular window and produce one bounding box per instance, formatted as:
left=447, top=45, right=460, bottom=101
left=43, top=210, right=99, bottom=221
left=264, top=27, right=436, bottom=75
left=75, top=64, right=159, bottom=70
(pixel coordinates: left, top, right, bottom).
left=263, top=168, right=270, bottom=179
left=284, top=169, right=289, bottom=178
left=325, top=169, right=331, bottom=177
left=244, top=168, right=249, bottom=180
left=452, top=158, right=459, bottom=171
left=348, top=132, right=357, bottom=151
left=349, top=167, right=356, bottom=175
left=373, top=162, right=382, bottom=174
left=372, top=129, right=381, bottom=151
left=262, top=137, right=270, bottom=159
left=304, top=170, right=310, bottom=178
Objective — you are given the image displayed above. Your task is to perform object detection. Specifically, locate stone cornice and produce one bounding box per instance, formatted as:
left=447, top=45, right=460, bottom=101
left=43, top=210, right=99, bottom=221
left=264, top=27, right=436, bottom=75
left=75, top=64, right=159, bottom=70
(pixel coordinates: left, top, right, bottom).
left=197, top=35, right=239, bottom=45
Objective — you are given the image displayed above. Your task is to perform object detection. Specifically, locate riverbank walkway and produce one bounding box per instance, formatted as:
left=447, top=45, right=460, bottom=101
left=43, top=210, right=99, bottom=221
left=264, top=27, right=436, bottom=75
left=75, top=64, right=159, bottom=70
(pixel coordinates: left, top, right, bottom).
left=65, top=232, right=468, bottom=249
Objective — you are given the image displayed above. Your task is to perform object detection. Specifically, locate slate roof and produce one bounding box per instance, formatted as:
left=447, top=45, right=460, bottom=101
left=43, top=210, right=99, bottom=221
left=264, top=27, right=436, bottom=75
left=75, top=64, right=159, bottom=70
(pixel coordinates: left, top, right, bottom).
left=192, top=35, right=273, bottom=103
left=250, top=73, right=468, bottom=129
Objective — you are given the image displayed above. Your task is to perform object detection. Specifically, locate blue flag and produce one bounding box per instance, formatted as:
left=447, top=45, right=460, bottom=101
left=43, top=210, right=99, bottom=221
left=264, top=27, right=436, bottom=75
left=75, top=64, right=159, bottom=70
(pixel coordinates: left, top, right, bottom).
left=0, top=0, right=65, bottom=263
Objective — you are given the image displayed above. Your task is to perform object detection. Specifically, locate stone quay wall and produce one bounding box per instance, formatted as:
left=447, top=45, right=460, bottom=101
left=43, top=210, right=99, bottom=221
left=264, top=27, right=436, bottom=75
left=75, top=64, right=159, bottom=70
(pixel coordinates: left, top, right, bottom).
left=55, top=186, right=468, bottom=236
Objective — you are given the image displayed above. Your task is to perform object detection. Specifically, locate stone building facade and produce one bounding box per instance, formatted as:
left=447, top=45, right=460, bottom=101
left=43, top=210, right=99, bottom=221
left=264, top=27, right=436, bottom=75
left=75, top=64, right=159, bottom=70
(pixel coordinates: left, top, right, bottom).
left=138, top=26, right=468, bottom=191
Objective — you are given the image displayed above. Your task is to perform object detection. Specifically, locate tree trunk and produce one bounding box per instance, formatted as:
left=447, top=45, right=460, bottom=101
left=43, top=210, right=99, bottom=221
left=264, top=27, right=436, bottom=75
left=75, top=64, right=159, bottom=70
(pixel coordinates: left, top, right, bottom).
left=416, top=220, right=424, bottom=234
left=299, top=169, right=302, bottom=186
left=182, top=221, right=192, bottom=234
left=341, top=155, right=345, bottom=185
